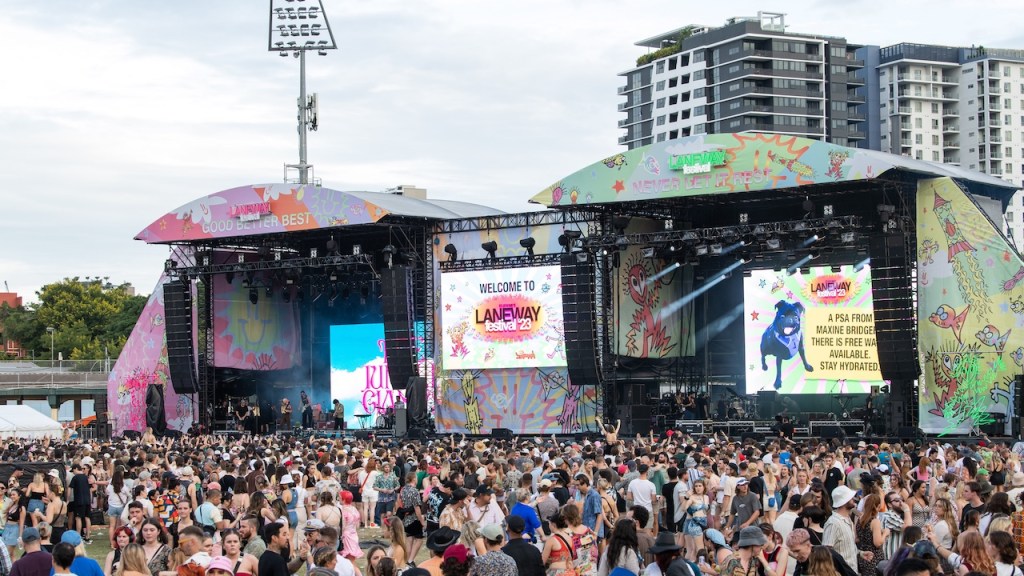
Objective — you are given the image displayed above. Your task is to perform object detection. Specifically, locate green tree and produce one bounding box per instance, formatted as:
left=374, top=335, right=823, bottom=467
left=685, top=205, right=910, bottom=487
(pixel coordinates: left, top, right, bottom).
left=2, top=278, right=146, bottom=362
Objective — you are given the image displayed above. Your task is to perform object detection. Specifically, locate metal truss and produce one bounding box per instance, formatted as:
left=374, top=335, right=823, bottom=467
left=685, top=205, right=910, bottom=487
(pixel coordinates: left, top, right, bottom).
left=582, top=216, right=862, bottom=249
left=166, top=253, right=374, bottom=279
left=434, top=210, right=601, bottom=234
left=438, top=253, right=564, bottom=272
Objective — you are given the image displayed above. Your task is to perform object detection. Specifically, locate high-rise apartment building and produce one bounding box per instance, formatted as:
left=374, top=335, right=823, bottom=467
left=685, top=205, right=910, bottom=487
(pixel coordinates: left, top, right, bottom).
left=617, top=12, right=866, bottom=149
left=869, top=43, right=1024, bottom=244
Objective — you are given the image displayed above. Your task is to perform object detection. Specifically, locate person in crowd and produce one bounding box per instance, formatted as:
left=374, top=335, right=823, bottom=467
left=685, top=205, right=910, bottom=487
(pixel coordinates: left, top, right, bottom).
left=10, top=527, right=51, bottom=576
left=502, top=515, right=543, bottom=576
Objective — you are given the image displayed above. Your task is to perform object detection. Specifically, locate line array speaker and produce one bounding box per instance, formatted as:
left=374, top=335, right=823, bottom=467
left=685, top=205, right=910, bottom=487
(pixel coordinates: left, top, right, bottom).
left=561, top=253, right=601, bottom=386
left=381, top=266, right=416, bottom=390
left=405, top=376, right=428, bottom=423
left=163, top=280, right=198, bottom=394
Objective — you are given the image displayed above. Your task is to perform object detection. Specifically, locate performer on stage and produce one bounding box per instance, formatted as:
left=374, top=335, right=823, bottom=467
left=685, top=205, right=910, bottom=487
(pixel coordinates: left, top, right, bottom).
left=280, top=397, right=293, bottom=430
left=234, top=399, right=250, bottom=433
left=300, top=390, right=313, bottom=429
left=695, top=393, right=709, bottom=420
left=332, top=399, right=345, bottom=431
left=864, top=387, right=877, bottom=434
left=680, top=393, right=695, bottom=420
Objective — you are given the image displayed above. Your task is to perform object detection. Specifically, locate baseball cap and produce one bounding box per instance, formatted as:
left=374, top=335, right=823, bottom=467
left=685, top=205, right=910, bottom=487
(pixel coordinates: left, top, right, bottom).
left=21, top=528, right=40, bottom=543
left=304, top=519, right=326, bottom=532
left=506, top=515, right=526, bottom=534
left=736, top=478, right=748, bottom=486
left=479, top=524, right=504, bottom=540
left=61, top=530, right=83, bottom=546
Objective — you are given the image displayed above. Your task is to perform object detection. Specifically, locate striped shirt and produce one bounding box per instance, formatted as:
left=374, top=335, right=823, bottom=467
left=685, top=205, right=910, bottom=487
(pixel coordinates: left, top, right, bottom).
left=879, top=510, right=905, bottom=561
left=823, top=512, right=860, bottom=575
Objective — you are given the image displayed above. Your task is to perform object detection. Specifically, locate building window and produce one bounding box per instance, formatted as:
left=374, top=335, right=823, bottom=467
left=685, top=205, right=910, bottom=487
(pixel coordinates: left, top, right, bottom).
left=656, top=61, right=665, bottom=74
left=694, top=88, right=705, bottom=98
left=1006, top=98, right=1013, bottom=109
left=1007, top=147, right=1013, bottom=157
left=914, top=102, right=923, bottom=112
left=932, top=119, right=940, bottom=129
left=657, top=115, right=666, bottom=126
left=693, top=69, right=705, bottom=80
left=1006, top=115, right=1013, bottom=125
left=933, top=151, right=941, bottom=161
left=656, top=98, right=666, bottom=108
left=656, top=81, right=665, bottom=91
left=1005, top=66, right=1012, bottom=76
left=693, top=51, right=705, bottom=63
left=915, top=117, right=923, bottom=129
left=932, top=135, right=940, bottom=145
left=656, top=133, right=666, bottom=142
left=932, top=103, right=940, bottom=114
left=728, top=46, right=740, bottom=55
left=915, top=150, right=924, bottom=160
left=915, top=134, right=923, bottom=144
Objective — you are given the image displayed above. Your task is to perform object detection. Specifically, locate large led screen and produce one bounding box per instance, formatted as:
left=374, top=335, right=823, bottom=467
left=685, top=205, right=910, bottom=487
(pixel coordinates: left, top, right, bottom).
left=440, top=265, right=566, bottom=369
left=329, top=322, right=428, bottom=427
left=743, top=265, right=884, bottom=394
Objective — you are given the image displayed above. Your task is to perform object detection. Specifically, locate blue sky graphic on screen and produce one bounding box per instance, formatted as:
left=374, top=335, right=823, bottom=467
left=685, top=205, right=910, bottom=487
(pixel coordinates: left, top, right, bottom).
left=742, top=265, right=884, bottom=394
left=329, top=323, right=425, bottom=428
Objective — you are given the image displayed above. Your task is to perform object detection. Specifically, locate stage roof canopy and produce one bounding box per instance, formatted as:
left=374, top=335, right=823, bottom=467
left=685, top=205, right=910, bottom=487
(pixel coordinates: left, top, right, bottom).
left=136, top=184, right=505, bottom=244
left=529, top=133, right=1018, bottom=208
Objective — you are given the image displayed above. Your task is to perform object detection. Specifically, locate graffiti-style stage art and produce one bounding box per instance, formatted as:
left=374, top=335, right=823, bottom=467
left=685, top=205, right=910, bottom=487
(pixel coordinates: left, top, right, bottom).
left=213, top=273, right=300, bottom=370
left=531, top=133, right=892, bottom=207
left=917, top=177, right=1024, bottom=434
left=613, top=218, right=692, bottom=358
left=433, top=368, right=601, bottom=435
left=107, top=276, right=194, bottom=435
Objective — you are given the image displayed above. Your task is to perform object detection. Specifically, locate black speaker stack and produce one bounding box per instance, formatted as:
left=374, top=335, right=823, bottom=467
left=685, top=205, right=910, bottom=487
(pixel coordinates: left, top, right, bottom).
left=560, top=253, right=601, bottom=387
left=163, top=280, right=198, bottom=394
left=380, top=267, right=416, bottom=390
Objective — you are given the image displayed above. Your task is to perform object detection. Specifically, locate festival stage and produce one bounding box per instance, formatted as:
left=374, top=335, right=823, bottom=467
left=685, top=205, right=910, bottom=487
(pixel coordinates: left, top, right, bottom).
left=107, top=133, right=1023, bottom=440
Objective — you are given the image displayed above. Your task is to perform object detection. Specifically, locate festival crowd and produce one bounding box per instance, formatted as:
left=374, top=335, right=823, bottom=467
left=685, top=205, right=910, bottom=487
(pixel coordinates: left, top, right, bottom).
left=0, top=423, right=1022, bottom=576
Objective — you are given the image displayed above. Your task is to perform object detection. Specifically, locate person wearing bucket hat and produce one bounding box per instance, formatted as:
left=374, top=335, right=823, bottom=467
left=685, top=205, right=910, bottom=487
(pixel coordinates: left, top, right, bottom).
left=823, top=486, right=861, bottom=572
left=717, top=527, right=776, bottom=576
left=646, top=532, right=683, bottom=576
left=421, top=526, right=461, bottom=576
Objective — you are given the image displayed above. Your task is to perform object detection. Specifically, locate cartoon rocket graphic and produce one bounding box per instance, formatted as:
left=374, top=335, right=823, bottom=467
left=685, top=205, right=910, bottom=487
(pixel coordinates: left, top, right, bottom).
left=932, top=192, right=990, bottom=318
left=928, top=304, right=970, bottom=343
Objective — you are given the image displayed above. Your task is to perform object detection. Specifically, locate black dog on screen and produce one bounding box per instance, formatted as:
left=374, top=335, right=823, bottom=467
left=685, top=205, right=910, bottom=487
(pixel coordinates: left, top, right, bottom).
left=760, top=300, right=814, bottom=389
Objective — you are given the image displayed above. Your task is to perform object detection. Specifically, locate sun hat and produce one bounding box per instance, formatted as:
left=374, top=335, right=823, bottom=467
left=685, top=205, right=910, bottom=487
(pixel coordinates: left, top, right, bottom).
left=207, top=556, right=235, bottom=574
left=737, top=526, right=768, bottom=547
left=649, top=531, right=683, bottom=554
left=831, top=485, right=857, bottom=508
left=426, top=527, right=461, bottom=551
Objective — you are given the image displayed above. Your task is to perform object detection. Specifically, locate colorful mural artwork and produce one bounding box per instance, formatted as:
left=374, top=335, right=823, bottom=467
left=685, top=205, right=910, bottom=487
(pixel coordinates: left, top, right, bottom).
left=135, top=184, right=386, bottom=243
left=917, top=177, right=1024, bottom=435
left=530, top=133, right=896, bottom=207
left=212, top=273, right=301, bottom=370
left=431, top=224, right=601, bottom=434
left=433, top=368, right=600, bottom=435
left=613, top=218, right=692, bottom=358
left=107, top=276, right=194, bottom=435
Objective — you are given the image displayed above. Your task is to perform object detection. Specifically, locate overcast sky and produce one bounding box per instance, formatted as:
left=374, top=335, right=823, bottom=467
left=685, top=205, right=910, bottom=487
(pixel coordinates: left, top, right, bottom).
left=3, top=0, right=1023, bottom=301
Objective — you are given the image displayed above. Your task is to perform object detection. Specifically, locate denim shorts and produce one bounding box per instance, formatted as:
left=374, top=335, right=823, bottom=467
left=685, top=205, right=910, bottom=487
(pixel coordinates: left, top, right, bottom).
left=2, top=524, right=18, bottom=547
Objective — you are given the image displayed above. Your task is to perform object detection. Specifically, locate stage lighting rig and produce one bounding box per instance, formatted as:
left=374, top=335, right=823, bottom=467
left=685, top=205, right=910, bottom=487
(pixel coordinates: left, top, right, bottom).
left=765, top=237, right=782, bottom=250
left=710, top=243, right=723, bottom=255
left=444, top=243, right=458, bottom=262
left=382, top=244, right=397, bottom=268
left=249, top=287, right=259, bottom=305
left=612, top=215, right=631, bottom=234
left=481, top=240, right=498, bottom=260
left=519, top=237, right=536, bottom=257
left=558, top=230, right=583, bottom=253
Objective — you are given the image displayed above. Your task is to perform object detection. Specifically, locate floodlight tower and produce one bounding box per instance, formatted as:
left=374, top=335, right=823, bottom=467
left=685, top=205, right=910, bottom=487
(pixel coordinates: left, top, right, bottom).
left=268, top=0, right=338, bottom=184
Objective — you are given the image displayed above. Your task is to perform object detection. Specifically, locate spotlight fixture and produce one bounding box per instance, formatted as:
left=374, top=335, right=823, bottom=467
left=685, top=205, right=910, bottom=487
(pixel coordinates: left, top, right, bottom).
left=802, top=197, right=815, bottom=214
left=823, top=204, right=834, bottom=216
left=841, top=231, right=856, bottom=244
left=481, top=240, right=498, bottom=260
left=382, top=244, right=397, bottom=267
left=310, top=247, right=318, bottom=258
left=739, top=212, right=749, bottom=224
left=265, top=285, right=273, bottom=298
left=809, top=250, right=821, bottom=260
left=793, top=222, right=809, bottom=232
left=612, top=216, right=631, bottom=233
left=831, top=265, right=842, bottom=273
left=326, top=238, right=338, bottom=254
left=352, top=244, right=362, bottom=255
left=519, top=237, right=536, bottom=257
left=248, top=287, right=259, bottom=305
left=329, top=270, right=338, bottom=282
left=752, top=225, right=767, bottom=237
left=641, top=247, right=656, bottom=259
left=765, top=237, right=782, bottom=250
left=681, top=231, right=700, bottom=242
left=694, top=244, right=709, bottom=256
left=615, top=237, right=629, bottom=251
left=710, top=243, right=723, bottom=255
left=444, top=243, right=458, bottom=262
left=360, top=284, right=370, bottom=304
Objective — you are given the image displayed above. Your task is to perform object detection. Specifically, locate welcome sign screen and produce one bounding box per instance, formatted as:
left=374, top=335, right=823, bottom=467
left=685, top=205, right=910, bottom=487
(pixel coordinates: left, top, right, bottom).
left=441, top=265, right=566, bottom=369
left=742, top=265, right=884, bottom=394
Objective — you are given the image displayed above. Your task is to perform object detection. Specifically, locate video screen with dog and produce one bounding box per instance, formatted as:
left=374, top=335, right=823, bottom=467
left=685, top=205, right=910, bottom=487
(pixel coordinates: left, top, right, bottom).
left=742, top=265, right=884, bottom=394
left=440, top=265, right=566, bottom=370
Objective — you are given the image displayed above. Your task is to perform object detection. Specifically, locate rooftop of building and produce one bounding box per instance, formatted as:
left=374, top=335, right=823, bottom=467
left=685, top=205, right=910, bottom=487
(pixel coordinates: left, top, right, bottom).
left=879, top=43, right=1024, bottom=65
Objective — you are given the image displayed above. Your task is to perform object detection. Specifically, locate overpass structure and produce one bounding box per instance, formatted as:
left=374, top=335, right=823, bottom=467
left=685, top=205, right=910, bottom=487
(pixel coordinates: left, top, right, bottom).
left=0, top=361, right=108, bottom=433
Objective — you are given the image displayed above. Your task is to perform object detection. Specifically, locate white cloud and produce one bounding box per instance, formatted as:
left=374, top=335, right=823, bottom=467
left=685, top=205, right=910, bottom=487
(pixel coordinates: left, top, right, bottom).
left=5, top=0, right=1024, bottom=301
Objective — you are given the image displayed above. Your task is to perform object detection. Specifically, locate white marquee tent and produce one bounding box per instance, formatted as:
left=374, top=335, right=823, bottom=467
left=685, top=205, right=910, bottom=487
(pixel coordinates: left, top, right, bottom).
left=0, top=405, right=63, bottom=439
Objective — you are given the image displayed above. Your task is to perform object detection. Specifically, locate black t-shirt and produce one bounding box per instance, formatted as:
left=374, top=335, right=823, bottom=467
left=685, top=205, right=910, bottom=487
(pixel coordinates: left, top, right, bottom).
left=70, top=473, right=91, bottom=506
left=662, top=480, right=679, bottom=516
left=749, top=475, right=766, bottom=499
left=221, top=474, right=236, bottom=495
left=824, top=468, right=844, bottom=495
left=961, top=502, right=984, bottom=532
left=552, top=486, right=570, bottom=507
left=258, top=549, right=290, bottom=576
left=502, top=539, right=545, bottom=576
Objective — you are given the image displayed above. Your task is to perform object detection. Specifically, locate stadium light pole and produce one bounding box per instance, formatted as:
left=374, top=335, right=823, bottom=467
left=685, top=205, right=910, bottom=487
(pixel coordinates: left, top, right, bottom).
left=268, top=0, right=338, bottom=184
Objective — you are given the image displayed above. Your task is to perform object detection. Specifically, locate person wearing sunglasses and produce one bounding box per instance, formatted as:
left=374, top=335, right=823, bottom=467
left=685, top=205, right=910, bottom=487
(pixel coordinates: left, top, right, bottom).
left=879, top=492, right=911, bottom=562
